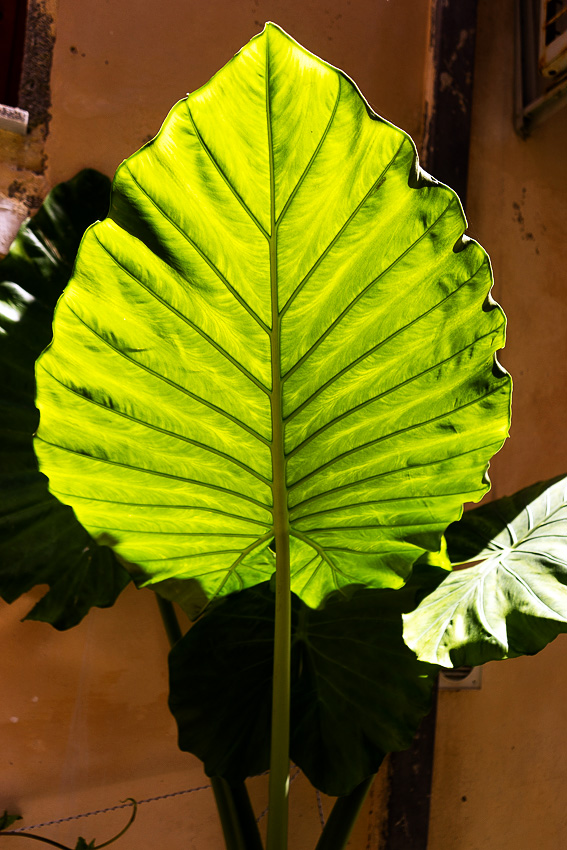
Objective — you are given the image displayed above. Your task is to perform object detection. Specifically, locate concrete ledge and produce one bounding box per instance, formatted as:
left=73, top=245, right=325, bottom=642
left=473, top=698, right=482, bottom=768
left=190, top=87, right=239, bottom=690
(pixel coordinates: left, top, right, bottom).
left=0, top=104, right=29, bottom=136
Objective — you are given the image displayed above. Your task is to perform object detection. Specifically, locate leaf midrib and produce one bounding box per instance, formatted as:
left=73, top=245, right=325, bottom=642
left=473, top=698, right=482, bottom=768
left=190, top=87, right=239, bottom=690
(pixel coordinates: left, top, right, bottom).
left=267, top=37, right=288, bottom=548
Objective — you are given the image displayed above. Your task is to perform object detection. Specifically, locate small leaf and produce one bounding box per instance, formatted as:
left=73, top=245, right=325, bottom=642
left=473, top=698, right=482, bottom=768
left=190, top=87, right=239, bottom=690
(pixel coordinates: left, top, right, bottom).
left=0, top=811, right=22, bottom=830
left=0, top=170, right=131, bottom=629
left=403, top=475, right=567, bottom=666
left=75, top=839, right=96, bottom=850
left=169, top=577, right=440, bottom=796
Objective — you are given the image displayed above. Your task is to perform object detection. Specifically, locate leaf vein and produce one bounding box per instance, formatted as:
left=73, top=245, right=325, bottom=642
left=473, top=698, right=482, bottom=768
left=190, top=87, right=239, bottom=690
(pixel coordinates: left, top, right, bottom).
left=50, top=490, right=272, bottom=527
left=275, top=80, right=341, bottom=227
left=36, top=437, right=272, bottom=511
left=186, top=103, right=269, bottom=239
left=92, top=232, right=270, bottom=395
left=289, top=437, right=502, bottom=513
left=40, top=365, right=271, bottom=486
left=123, top=164, right=270, bottom=333
left=64, top=305, right=270, bottom=446
left=279, top=137, right=408, bottom=318
left=284, top=266, right=491, bottom=416
left=288, top=328, right=503, bottom=477
left=290, top=489, right=486, bottom=523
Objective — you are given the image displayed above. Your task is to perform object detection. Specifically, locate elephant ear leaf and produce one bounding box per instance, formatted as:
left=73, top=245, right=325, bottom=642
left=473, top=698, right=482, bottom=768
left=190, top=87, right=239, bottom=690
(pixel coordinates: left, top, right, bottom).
left=169, top=576, right=440, bottom=796
left=403, top=475, right=567, bottom=666
left=0, top=170, right=131, bottom=630
left=34, top=24, right=510, bottom=616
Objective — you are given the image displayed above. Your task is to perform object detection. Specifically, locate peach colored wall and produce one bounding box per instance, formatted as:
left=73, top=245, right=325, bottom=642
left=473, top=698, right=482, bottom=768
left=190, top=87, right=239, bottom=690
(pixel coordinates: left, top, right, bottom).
left=45, top=0, right=431, bottom=187
left=10, top=1, right=567, bottom=847
left=1, top=2, right=431, bottom=847
left=3, top=584, right=370, bottom=849
left=428, top=2, right=567, bottom=849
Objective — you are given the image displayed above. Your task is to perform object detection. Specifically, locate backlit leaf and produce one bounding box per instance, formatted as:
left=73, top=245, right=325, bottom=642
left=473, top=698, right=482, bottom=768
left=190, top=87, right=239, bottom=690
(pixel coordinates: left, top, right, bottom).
left=34, top=25, right=510, bottom=615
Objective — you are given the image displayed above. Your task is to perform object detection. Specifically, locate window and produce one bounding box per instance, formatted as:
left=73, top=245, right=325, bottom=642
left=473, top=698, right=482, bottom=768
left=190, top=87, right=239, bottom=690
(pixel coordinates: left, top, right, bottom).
left=0, top=0, right=29, bottom=133
left=540, top=0, right=567, bottom=77
left=515, top=0, right=567, bottom=134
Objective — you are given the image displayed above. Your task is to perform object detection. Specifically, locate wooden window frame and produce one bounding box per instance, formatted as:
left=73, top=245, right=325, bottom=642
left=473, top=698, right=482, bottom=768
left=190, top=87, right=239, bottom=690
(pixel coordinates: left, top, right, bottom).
left=0, top=0, right=28, bottom=109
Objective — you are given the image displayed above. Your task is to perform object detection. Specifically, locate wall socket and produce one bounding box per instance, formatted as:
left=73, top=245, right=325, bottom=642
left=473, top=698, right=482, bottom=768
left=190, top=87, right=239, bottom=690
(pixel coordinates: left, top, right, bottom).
left=438, top=666, right=482, bottom=690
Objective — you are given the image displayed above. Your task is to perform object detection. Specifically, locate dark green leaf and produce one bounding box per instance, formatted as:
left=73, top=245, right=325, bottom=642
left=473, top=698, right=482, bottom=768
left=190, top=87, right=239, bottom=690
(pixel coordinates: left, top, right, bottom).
left=403, top=475, right=567, bottom=666
left=169, top=576, right=440, bottom=796
left=0, top=811, right=22, bottom=830
left=0, top=170, right=130, bottom=629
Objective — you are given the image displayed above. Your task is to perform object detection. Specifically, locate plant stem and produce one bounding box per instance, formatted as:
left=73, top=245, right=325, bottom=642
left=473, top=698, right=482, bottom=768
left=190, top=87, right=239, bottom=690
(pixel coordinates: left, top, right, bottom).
left=210, top=777, right=246, bottom=850
left=155, top=596, right=264, bottom=850
left=266, top=534, right=291, bottom=850
left=226, top=782, right=265, bottom=850
left=210, top=777, right=265, bottom=850
left=155, top=595, right=183, bottom=647
left=0, top=834, right=71, bottom=849
left=314, top=776, right=375, bottom=850
left=266, top=24, right=292, bottom=850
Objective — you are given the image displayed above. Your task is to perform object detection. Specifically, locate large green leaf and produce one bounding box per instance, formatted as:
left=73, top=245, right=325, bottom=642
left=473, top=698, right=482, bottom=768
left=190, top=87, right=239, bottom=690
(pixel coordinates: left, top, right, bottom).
left=0, top=170, right=130, bottom=629
left=168, top=576, right=440, bottom=796
left=34, top=24, right=510, bottom=615
left=403, top=475, right=567, bottom=666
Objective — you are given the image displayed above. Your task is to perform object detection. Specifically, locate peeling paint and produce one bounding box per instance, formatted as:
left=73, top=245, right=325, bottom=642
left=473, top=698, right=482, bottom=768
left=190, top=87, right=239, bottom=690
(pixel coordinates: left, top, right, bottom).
left=0, top=197, right=28, bottom=256
left=18, top=0, right=55, bottom=135
left=0, top=0, right=54, bottom=220
left=7, top=179, right=43, bottom=211
left=512, top=188, right=541, bottom=252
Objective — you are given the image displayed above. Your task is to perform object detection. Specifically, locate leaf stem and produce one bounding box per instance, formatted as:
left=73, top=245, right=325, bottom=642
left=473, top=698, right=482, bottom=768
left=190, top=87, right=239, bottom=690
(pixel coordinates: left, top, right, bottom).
left=314, top=776, right=375, bottom=850
left=227, top=783, right=265, bottom=850
left=156, top=597, right=263, bottom=850
left=211, top=777, right=264, bottom=850
left=155, top=595, right=183, bottom=647
left=210, top=778, right=248, bottom=850
left=266, top=535, right=291, bottom=850
left=266, top=26, right=291, bottom=850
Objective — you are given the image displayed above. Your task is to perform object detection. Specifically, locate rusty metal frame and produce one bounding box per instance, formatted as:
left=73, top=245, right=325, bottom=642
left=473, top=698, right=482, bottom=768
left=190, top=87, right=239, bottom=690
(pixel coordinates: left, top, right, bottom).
left=515, top=0, right=567, bottom=135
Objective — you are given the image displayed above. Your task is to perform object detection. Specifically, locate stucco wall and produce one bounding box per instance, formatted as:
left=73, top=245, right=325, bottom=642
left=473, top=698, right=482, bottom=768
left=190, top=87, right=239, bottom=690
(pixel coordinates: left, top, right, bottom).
left=3, top=584, right=367, bottom=849
left=1, top=2, right=432, bottom=848
left=45, top=0, right=430, bottom=186
left=428, top=2, right=567, bottom=848
left=7, top=1, right=566, bottom=847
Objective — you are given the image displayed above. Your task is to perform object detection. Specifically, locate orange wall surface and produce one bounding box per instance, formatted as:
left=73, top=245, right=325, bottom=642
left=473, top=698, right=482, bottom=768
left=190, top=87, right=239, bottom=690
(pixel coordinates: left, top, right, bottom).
left=1, top=2, right=430, bottom=847
left=3, top=0, right=567, bottom=847
left=428, top=2, right=567, bottom=849
left=45, top=0, right=430, bottom=186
